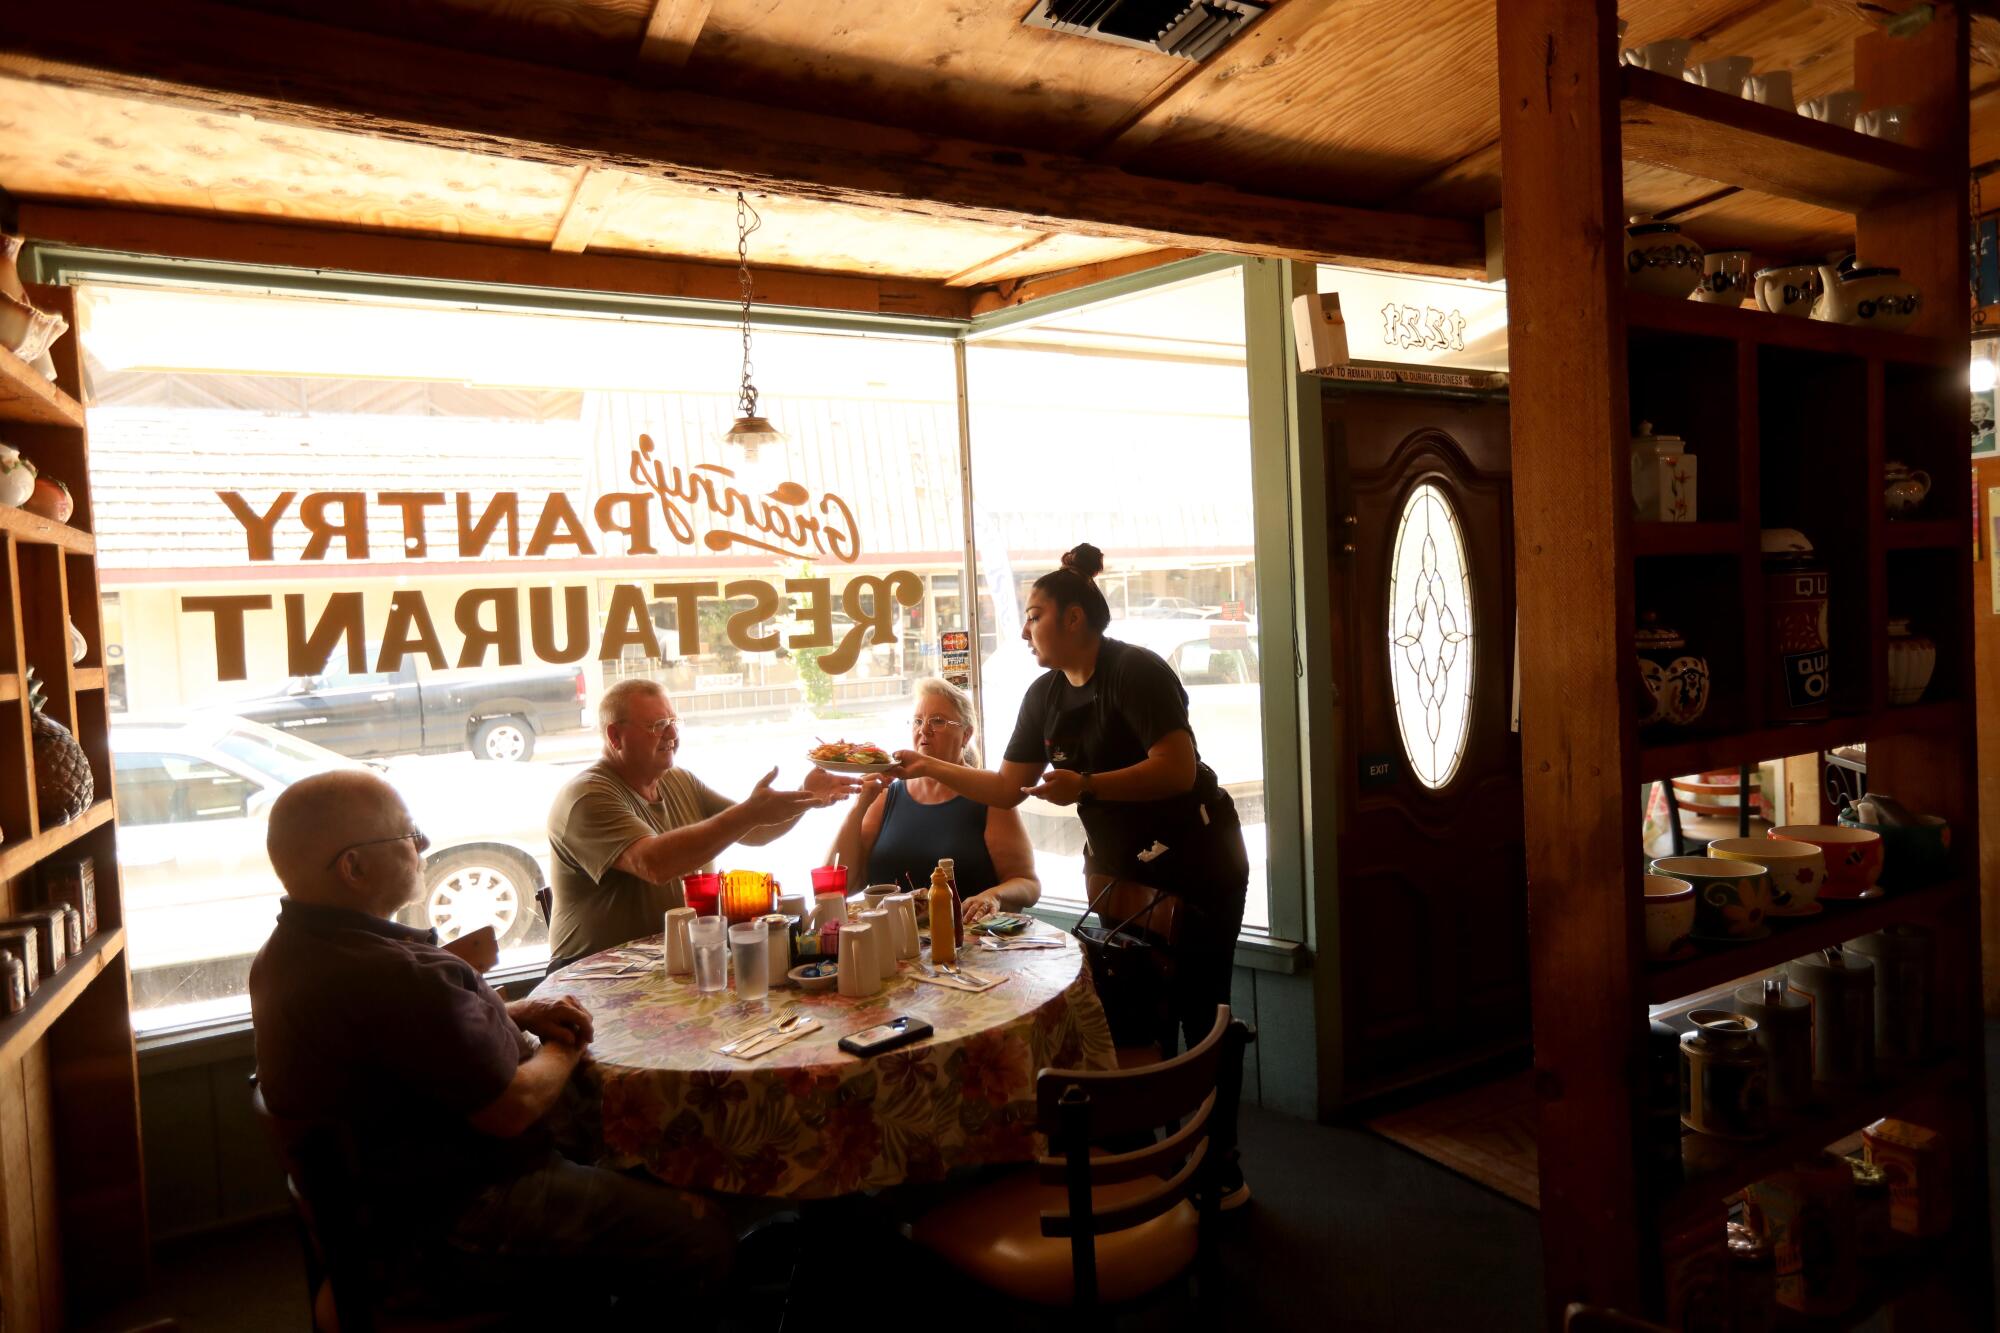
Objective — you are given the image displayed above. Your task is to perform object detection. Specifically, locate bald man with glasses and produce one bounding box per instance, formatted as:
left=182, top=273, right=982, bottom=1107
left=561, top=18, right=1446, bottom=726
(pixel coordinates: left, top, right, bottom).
left=249, top=769, right=731, bottom=1324
left=544, top=678, right=857, bottom=971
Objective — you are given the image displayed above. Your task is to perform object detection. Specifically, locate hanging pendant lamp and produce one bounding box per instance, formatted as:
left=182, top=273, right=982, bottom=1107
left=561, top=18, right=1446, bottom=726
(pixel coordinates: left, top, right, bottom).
left=722, top=191, right=785, bottom=461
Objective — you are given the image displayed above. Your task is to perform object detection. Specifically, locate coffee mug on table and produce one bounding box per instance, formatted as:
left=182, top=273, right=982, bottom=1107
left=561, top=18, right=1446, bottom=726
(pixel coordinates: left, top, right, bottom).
left=1708, top=836, right=1823, bottom=915
left=1650, top=856, right=1770, bottom=942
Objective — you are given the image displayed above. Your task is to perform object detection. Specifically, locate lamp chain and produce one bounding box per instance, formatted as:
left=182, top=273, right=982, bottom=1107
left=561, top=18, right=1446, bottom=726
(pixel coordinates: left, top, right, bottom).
left=736, top=190, right=762, bottom=418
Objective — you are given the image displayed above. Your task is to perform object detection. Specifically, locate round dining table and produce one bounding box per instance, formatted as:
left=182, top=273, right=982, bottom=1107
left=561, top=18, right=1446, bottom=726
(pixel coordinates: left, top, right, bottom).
left=539, top=923, right=1116, bottom=1199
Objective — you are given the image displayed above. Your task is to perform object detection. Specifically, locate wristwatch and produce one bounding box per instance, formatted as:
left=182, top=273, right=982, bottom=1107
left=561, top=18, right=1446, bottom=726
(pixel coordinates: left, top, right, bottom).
left=1078, top=771, right=1095, bottom=801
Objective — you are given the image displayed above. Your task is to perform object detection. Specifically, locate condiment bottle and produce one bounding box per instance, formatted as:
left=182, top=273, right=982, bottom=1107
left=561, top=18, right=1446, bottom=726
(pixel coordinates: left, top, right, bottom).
left=928, top=866, right=956, bottom=964
left=938, top=857, right=965, bottom=948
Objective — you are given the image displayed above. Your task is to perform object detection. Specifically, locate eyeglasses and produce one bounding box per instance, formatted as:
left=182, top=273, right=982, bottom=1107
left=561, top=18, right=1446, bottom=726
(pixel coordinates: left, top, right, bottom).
left=911, top=716, right=964, bottom=733
left=640, top=718, right=680, bottom=737
left=326, top=829, right=428, bottom=869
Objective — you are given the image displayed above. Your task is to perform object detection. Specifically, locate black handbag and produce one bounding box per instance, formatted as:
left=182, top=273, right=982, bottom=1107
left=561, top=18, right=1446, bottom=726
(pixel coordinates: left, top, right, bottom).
left=1074, top=881, right=1175, bottom=1050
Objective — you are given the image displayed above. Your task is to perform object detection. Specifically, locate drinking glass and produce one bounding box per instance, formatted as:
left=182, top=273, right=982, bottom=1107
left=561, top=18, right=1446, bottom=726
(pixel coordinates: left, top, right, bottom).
left=729, top=922, right=769, bottom=1000
left=690, top=916, right=728, bottom=993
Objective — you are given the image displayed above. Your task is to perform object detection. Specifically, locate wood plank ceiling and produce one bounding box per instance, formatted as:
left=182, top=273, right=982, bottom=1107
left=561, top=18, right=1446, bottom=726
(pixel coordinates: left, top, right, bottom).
left=0, top=0, right=1994, bottom=314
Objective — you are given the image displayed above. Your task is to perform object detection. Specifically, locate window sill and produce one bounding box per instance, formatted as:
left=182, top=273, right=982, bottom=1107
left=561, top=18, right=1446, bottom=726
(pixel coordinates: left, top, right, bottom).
left=1024, top=903, right=1309, bottom=974
left=135, top=959, right=553, bottom=1067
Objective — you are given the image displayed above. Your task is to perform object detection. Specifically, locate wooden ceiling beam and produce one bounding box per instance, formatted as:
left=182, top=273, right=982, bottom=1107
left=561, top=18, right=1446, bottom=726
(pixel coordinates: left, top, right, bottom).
left=13, top=200, right=972, bottom=320
left=637, top=0, right=713, bottom=69
left=0, top=2, right=1485, bottom=278
left=967, top=248, right=1203, bottom=316
left=549, top=167, right=625, bottom=254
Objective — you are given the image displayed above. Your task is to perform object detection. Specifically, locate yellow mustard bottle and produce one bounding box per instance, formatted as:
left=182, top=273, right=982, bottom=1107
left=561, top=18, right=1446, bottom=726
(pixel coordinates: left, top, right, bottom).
left=928, top=865, right=956, bottom=964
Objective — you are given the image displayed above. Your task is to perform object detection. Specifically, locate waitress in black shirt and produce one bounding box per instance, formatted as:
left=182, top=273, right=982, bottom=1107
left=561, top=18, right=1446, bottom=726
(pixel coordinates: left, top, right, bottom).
left=890, top=543, right=1249, bottom=1057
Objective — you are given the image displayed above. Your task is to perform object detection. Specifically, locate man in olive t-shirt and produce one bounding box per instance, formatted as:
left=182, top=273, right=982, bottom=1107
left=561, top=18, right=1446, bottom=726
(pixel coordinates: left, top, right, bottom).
left=546, top=679, right=856, bottom=968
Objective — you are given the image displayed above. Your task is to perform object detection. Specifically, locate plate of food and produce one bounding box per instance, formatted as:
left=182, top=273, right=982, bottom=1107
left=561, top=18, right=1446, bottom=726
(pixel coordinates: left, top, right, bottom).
left=808, top=740, right=895, bottom=774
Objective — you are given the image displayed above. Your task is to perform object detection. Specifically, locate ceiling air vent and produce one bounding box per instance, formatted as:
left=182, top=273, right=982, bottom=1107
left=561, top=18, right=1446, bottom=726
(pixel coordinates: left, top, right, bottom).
left=1023, top=0, right=1269, bottom=62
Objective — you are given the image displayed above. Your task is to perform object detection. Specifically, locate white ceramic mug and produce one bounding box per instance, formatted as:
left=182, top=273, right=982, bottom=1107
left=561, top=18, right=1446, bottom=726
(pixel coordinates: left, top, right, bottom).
left=1685, top=55, right=1751, bottom=96
left=882, top=893, right=920, bottom=959
left=1799, top=90, right=1862, bottom=129
left=837, top=920, right=879, bottom=997
left=1622, top=39, right=1693, bottom=77
left=1744, top=70, right=1793, bottom=108
left=858, top=909, right=896, bottom=981
left=664, top=906, right=697, bottom=976
left=1693, top=249, right=1753, bottom=305
left=1856, top=105, right=1909, bottom=141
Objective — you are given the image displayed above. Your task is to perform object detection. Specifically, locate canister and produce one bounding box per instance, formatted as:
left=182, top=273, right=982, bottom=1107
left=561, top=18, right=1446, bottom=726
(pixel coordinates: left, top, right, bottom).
left=1733, top=976, right=1813, bottom=1109
left=1727, top=1217, right=1776, bottom=1333
left=1680, top=1009, right=1770, bottom=1139
left=759, top=913, right=792, bottom=985
left=60, top=906, right=82, bottom=958
left=1863, top=1117, right=1951, bottom=1237
left=1784, top=947, right=1875, bottom=1089
left=0, top=928, right=36, bottom=996
left=40, top=855, right=95, bottom=937
left=3, top=954, right=22, bottom=1014
left=1745, top=1165, right=1859, bottom=1317
left=1846, top=1156, right=1892, bottom=1258
left=1762, top=531, right=1830, bottom=720
left=1646, top=1019, right=1684, bottom=1187
left=1846, top=925, right=1930, bottom=1064
left=0, top=912, right=63, bottom=980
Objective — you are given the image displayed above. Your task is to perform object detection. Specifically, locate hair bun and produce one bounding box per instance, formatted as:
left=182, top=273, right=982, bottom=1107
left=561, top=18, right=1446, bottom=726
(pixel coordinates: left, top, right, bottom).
left=1060, top=542, right=1105, bottom=581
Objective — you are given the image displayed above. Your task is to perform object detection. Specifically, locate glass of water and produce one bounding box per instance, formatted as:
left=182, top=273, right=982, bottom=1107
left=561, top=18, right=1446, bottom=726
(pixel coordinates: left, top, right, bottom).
left=690, top=916, right=728, bottom=994
left=729, top=922, right=769, bottom=1001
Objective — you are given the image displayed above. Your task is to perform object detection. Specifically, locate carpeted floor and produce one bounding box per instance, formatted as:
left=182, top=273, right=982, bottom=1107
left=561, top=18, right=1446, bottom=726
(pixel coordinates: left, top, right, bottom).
left=79, top=1102, right=1548, bottom=1333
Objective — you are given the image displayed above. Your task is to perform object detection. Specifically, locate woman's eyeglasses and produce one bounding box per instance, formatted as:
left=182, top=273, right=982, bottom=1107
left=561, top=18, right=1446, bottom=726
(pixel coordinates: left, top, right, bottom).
left=911, top=716, right=964, bottom=733
left=326, top=829, right=429, bottom=869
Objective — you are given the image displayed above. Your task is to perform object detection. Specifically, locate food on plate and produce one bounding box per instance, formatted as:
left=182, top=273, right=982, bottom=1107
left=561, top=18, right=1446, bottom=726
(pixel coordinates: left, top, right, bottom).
left=808, top=740, right=893, bottom=766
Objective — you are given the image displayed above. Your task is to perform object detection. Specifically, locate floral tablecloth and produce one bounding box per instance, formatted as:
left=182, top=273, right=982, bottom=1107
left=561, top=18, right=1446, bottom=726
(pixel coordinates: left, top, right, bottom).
left=538, top=926, right=1115, bottom=1198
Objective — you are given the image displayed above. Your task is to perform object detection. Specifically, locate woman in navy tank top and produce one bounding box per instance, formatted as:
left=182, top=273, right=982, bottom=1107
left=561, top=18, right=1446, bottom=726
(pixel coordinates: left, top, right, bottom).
left=826, top=677, right=1039, bottom=922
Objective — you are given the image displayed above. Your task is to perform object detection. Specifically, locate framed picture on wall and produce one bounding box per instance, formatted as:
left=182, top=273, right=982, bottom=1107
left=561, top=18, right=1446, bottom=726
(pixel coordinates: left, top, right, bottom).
left=1974, top=343, right=1998, bottom=455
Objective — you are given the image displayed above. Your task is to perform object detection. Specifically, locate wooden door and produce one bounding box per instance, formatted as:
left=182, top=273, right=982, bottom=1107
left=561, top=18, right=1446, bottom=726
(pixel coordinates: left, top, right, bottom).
left=1327, top=391, right=1527, bottom=1091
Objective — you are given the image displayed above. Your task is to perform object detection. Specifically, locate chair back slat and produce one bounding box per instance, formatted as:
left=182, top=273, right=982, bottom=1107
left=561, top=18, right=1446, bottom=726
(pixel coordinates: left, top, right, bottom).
left=1035, top=1091, right=1215, bottom=1187
left=1036, top=1004, right=1230, bottom=1142
left=1040, top=1138, right=1209, bottom=1239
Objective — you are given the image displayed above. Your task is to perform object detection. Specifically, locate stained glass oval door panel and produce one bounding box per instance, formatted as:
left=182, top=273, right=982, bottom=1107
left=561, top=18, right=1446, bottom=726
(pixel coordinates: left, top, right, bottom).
left=1386, top=480, right=1476, bottom=789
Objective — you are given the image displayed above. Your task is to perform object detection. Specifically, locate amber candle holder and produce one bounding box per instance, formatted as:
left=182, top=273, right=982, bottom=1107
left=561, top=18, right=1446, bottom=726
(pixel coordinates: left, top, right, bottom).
left=720, top=870, right=775, bottom=924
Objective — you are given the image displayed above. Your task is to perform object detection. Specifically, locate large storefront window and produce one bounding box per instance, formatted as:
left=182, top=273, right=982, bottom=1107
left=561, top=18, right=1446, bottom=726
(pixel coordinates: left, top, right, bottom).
left=77, top=260, right=1282, bottom=1033
left=79, top=282, right=965, bottom=1030
left=963, top=267, right=1272, bottom=929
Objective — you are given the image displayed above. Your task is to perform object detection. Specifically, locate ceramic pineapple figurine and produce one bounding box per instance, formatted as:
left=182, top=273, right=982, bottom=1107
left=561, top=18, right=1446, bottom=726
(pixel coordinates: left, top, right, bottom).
left=26, top=667, right=92, bottom=825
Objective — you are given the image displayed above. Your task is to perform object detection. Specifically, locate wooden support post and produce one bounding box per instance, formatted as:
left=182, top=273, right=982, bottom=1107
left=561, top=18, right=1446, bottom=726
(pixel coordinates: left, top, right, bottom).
left=1497, top=0, right=1647, bottom=1316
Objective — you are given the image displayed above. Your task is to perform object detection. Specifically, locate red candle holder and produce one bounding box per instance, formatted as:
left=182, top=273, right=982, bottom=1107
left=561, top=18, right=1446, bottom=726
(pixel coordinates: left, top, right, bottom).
left=682, top=871, right=722, bottom=917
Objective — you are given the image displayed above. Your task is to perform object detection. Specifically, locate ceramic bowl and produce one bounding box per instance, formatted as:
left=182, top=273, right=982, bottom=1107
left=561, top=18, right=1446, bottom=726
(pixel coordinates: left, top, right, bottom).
left=1643, top=874, right=1695, bottom=960
left=1768, top=824, right=1882, bottom=898
left=788, top=962, right=838, bottom=993
left=1625, top=217, right=1704, bottom=299
left=1754, top=264, right=1821, bottom=317
left=1708, top=836, right=1823, bottom=915
left=1835, top=809, right=1949, bottom=890
left=1650, top=856, right=1770, bottom=941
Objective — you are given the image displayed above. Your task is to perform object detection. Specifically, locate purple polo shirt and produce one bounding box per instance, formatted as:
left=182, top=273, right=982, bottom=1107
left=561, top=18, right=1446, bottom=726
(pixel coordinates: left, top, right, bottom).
left=249, top=898, right=544, bottom=1224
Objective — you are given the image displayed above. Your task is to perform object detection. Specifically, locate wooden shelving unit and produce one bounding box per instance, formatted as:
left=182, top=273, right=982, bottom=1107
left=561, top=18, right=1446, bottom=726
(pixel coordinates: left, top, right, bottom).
left=0, top=284, right=147, bottom=1332
left=1504, top=6, right=1984, bottom=1324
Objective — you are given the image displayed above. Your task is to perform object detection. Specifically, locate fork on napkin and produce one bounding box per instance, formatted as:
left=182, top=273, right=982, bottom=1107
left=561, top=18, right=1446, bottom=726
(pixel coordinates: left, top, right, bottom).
left=912, top=968, right=1008, bottom=994
left=714, top=1016, right=822, bottom=1060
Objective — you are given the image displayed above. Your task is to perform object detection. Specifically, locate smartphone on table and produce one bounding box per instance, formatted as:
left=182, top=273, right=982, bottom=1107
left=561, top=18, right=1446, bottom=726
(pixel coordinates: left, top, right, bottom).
left=838, top=1015, right=935, bottom=1057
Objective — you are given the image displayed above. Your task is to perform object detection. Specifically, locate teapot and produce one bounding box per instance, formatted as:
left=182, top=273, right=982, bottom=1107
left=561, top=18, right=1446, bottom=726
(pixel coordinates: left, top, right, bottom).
left=1814, top=263, right=1921, bottom=331
left=1624, top=215, right=1703, bottom=300
left=1883, top=460, right=1931, bottom=516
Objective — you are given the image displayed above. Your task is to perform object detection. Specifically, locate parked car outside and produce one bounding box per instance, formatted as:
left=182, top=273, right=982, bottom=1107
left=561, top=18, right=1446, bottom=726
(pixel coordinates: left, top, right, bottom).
left=228, top=650, right=587, bottom=763
left=112, top=716, right=566, bottom=990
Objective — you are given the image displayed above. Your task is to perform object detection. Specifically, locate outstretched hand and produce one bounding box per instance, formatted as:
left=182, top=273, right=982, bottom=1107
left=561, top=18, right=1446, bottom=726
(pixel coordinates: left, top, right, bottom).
left=742, top=766, right=855, bottom=825
left=1022, top=768, right=1085, bottom=807
left=802, top=765, right=861, bottom=806
left=888, top=749, right=931, bottom=781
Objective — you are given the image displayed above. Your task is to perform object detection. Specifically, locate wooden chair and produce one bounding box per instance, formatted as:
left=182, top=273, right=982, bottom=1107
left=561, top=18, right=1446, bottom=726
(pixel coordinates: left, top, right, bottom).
left=249, top=1081, right=510, bottom=1333
left=1562, top=1302, right=1677, bottom=1333
left=912, top=1004, right=1252, bottom=1310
